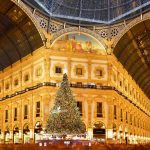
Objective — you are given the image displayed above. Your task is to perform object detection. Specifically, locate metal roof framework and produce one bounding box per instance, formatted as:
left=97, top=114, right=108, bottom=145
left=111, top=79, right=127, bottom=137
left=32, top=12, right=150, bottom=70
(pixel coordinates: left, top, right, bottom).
left=0, top=0, right=43, bottom=70
left=33, top=0, right=150, bottom=24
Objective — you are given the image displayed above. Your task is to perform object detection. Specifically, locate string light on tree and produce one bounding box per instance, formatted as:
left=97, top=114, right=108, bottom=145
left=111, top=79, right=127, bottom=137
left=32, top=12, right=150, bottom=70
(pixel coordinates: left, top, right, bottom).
left=52, top=106, right=67, bottom=114
left=63, top=68, right=67, bottom=74
left=46, top=73, right=86, bottom=135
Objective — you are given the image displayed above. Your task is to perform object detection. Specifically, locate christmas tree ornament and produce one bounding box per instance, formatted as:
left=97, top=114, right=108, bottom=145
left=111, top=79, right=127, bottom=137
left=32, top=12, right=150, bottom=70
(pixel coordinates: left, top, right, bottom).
left=46, top=73, right=86, bottom=135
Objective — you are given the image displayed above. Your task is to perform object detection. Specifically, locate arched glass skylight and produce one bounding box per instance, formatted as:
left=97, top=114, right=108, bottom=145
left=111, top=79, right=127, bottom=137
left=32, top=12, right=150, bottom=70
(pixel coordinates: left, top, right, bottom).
left=34, top=0, right=150, bottom=24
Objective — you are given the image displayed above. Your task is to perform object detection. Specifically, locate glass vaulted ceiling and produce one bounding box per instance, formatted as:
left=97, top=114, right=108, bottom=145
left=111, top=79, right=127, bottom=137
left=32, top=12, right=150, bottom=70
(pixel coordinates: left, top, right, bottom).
left=34, top=0, right=150, bottom=24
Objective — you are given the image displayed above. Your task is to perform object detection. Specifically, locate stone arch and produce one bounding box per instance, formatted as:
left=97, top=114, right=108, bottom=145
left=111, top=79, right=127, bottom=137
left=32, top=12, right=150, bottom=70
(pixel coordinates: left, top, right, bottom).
left=34, top=121, right=42, bottom=133
left=23, top=123, right=30, bottom=143
left=93, top=121, right=106, bottom=128
left=113, top=123, right=117, bottom=139
left=4, top=126, right=10, bottom=144
left=5, top=126, right=9, bottom=132
left=12, top=102, right=19, bottom=107
left=13, top=124, right=19, bottom=130
left=112, top=17, right=150, bottom=99
left=112, top=15, right=150, bottom=49
left=11, top=0, right=45, bottom=42
left=93, top=121, right=106, bottom=141
left=23, top=123, right=29, bottom=130
left=34, top=121, right=43, bottom=143
left=51, top=27, right=108, bottom=50
left=13, top=124, right=19, bottom=144
left=113, top=123, right=117, bottom=131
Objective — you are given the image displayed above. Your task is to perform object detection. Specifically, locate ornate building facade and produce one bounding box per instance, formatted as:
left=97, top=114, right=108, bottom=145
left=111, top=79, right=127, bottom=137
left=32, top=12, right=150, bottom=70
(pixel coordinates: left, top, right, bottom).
left=0, top=0, right=150, bottom=144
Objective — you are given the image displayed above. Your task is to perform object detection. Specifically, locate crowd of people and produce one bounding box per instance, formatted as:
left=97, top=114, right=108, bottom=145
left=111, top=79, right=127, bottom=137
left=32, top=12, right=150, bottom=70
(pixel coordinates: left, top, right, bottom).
left=0, top=142, right=150, bottom=150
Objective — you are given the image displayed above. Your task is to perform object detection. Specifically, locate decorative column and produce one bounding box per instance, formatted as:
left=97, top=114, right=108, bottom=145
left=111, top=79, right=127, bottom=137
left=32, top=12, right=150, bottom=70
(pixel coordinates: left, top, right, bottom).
left=0, top=106, right=4, bottom=144
left=9, top=131, right=13, bottom=144
left=19, top=129, right=22, bottom=143
left=29, top=96, right=34, bottom=143
left=0, top=131, right=4, bottom=144
left=87, top=97, right=93, bottom=127
left=18, top=100, right=23, bottom=143
left=29, top=129, right=34, bottom=143
left=107, top=63, right=112, bottom=86
left=9, top=102, right=13, bottom=143
left=44, top=56, right=51, bottom=82
left=87, top=97, right=93, bottom=140
left=105, top=99, right=114, bottom=143
left=67, top=58, right=71, bottom=81
left=43, top=94, right=52, bottom=128
left=87, top=60, right=91, bottom=82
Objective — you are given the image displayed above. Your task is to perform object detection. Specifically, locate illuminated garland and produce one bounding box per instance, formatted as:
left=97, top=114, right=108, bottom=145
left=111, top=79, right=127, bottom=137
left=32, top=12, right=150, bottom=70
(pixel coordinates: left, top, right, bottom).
left=46, top=73, right=86, bottom=135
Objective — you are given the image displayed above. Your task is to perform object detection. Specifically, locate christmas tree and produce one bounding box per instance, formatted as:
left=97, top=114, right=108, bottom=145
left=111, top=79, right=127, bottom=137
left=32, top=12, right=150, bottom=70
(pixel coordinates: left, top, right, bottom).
left=46, top=73, right=86, bottom=135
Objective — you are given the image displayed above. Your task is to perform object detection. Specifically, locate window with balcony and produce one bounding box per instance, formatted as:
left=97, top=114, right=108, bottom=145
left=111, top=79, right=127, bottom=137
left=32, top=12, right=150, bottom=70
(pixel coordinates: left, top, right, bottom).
left=125, top=86, right=127, bottom=92
left=134, top=116, right=136, bottom=126
left=36, top=101, right=40, bottom=117
left=114, top=105, right=117, bottom=119
left=138, top=119, right=140, bottom=128
left=130, top=114, right=132, bottom=125
left=55, top=66, right=62, bottom=74
left=126, top=112, right=128, bottom=123
left=5, top=110, right=8, bottom=122
left=24, top=105, right=28, bottom=119
left=14, top=108, right=17, bottom=121
left=76, top=68, right=83, bottom=75
left=120, top=109, right=123, bottom=121
left=96, top=69, right=103, bottom=77
left=77, top=101, right=82, bottom=116
left=97, top=102, right=103, bottom=117
left=119, top=81, right=122, bottom=87
left=113, top=74, right=116, bottom=82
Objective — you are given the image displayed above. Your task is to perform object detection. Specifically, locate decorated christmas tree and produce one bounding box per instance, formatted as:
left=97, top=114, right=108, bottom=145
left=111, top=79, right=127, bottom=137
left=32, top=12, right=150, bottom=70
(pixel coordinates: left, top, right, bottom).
left=46, top=73, right=86, bottom=135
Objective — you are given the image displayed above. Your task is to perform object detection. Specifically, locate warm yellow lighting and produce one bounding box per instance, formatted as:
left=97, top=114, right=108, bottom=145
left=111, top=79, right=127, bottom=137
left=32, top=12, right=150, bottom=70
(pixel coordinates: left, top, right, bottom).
left=64, top=68, right=68, bottom=74
left=107, top=129, right=113, bottom=138
left=87, top=128, right=93, bottom=140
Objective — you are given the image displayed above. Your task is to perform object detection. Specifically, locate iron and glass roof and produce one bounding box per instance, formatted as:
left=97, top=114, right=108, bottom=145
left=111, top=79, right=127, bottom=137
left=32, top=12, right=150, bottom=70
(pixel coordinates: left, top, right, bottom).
left=0, top=0, right=43, bottom=70
left=25, top=0, right=150, bottom=24
left=114, top=20, right=150, bottom=99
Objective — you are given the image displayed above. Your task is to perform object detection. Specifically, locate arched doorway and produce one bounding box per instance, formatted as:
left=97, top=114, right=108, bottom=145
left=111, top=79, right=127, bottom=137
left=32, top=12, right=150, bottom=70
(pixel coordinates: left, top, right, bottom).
left=118, top=125, right=123, bottom=143
left=4, top=127, right=10, bottom=144
left=113, top=123, right=117, bottom=140
left=125, top=127, right=128, bottom=144
left=13, top=126, right=19, bottom=144
left=34, top=121, right=43, bottom=143
left=23, top=124, right=30, bottom=143
left=93, top=122, right=106, bottom=142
